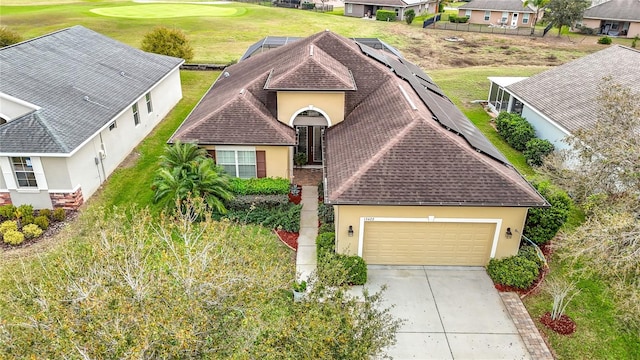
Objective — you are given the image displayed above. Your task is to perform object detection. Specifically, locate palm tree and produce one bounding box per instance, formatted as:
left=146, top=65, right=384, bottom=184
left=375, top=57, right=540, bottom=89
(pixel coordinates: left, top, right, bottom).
left=152, top=142, right=233, bottom=213
left=524, top=0, right=550, bottom=34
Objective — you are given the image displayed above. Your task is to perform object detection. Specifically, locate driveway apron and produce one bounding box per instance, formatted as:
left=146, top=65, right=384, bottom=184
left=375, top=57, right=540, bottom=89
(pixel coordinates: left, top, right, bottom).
left=361, top=266, right=531, bottom=360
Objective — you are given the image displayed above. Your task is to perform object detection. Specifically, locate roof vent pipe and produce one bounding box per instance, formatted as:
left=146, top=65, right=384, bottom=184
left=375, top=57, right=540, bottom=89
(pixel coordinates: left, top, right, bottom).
left=310, top=44, right=314, bottom=56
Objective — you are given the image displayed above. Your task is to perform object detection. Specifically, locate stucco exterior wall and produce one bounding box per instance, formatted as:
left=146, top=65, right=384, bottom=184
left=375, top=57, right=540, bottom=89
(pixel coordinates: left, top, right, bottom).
left=459, top=9, right=534, bottom=27
left=255, top=145, right=291, bottom=179
left=628, top=22, right=640, bottom=37
left=581, top=18, right=601, bottom=30
left=334, top=205, right=529, bottom=260
left=0, top=160, right=6, bottom=189
left=277, top=92, right=345, bottom=127
left=40, top=157, right=72, bottom=190
left=520, top=105, right=572, bottom=151
left=344, top=3, right=366, bottom=17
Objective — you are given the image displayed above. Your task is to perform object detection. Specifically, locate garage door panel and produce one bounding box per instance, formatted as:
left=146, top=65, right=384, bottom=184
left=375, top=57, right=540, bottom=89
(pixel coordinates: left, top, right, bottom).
left=363, top=221, right=495, bottom=266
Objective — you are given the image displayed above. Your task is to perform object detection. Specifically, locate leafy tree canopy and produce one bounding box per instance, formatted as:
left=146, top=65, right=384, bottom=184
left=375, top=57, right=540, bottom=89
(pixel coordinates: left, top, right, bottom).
left=141, top=26, right=194, bottom=61
left=546, top=0, right=590, bottom=35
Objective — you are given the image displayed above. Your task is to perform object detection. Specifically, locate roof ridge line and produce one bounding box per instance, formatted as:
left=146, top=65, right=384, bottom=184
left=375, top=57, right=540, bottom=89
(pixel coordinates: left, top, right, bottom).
left=33, top=112, right=71, bottom=152
left=330, top=117, right=421, bottom=200
left=310, top=50, right=355, bottom=89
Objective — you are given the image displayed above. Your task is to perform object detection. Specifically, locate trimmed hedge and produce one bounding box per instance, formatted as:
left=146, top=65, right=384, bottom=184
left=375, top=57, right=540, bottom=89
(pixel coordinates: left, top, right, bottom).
left=487, top=255, right=539, bottom=289
left=316, top=232, right=335, bottom=258
left=495, top=112, right=535, bottom=152
left=524, top=138, right=554, bottom=166
left=318, top=223, right=335, bottom=235
left=523, top=181, right=571, bottom=245
left=226, top=194, right=289, bottom=211
left=518, top=245, right=544, bottom=268
left=376, top=10, right=396, bottom=21
left=228, top=177, right=289, bottom=195
left=223, top=203, right=302, bottom=232
left=315, top=232, right=367, bottom=285
left=448, top=15, right=469, bottom=23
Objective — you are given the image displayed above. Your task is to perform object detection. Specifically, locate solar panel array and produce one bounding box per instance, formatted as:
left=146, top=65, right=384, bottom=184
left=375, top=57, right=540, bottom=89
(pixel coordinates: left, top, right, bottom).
left=355, top=41, right=509, bottom=165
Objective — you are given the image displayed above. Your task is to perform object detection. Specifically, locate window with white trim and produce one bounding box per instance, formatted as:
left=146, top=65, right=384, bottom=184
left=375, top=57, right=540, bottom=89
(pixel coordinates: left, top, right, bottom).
left=11, top=157, right=37, bottom=188
left=523, top=13, right=530, bottom=24
left=484, top=10, right=490, bottom=21
left=216, top=149, right=256, bottom=179
left=501, top=11, right=508, bottom=23
left=465, top=9, right=472, bottom=17
left=145, top=92, right=153, bottom=113
left=132, top=103, right=140, bottom=126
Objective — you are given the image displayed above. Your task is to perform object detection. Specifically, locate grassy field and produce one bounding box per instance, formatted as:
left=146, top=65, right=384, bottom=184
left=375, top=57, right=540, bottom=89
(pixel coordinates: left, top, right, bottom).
left=1, top=1, right=637, bottom=358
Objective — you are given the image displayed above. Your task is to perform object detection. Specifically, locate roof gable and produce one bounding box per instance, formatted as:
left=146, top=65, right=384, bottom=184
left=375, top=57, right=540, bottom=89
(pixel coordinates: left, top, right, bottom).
left=507, top=45, right=640, bottom=134
left=0, top=26, right=183, bottom=154
left=264, top=44, right=356, bottom=91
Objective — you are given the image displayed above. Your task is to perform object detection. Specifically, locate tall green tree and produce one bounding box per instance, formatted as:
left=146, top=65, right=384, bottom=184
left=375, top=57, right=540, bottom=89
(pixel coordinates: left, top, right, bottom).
left=523, top=0, right=549, bottom=33
left=141, top=26, right=194, bottom=61
left=152, top=141, right=233, bottom=213
left=546, top=0, right=590, bottom=36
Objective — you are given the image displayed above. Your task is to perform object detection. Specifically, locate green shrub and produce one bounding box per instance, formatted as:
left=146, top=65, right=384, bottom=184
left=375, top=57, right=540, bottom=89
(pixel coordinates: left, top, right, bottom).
left=16, top=204, right=34, bottom=219
left=38, top=208, right=52, bottom=219
left=33, top=215, right=50, bottom=230
left=518, top=245, right=544, bottom=268
left=301, top=2, right=315, bottom=9
left=2, top=229, right=24, bottom=245
left=524, top=138, right=555, bottom=166
left=404, top=9, right=415, bottom=24
left=22, top=224, right=43, bottom=239
left=228, top=177, right=289, bottom=195
left=21, top=215, right=35, bottom=226
left=597, top=36, right=612, bottom=45
left=318, top=223, right=335, bottom=235
left=52, top=208, right=67, bottom=222
left=0, top=26, right=22, bottom=48
left=523, top=181, right=571, bottom=245
left=376, top=10, right=396, bottom=21
left=141, top=26, right=194, bottom=61
left=0, top=220, right=18, bottom=235
left=225, top=203, right=301, bottom=232
left=316, top=232, right=336, bottom=258
left=495, top=112, right=535, bottom=151
left=448, top=15, right=469, bottom=23
left=293, top=152, right=307, bottom=166
left=226, top=194, right=288, bottom=211
left=318, top=203, right=334, bottom=224
left=632, top=35, right=639, bottom=48
left=317, top=180, right=324, bottom=199
left=0, top=204, right=17, bottom=220
left=339, top=254, right=367, bottom=285
left=576, top=25, right=595, bottom=35
left=487, top=256, right=539, bottom=289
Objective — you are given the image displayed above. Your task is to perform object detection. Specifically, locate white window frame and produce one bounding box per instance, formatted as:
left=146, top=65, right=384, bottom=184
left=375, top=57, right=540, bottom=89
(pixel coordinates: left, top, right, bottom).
left=522, top=13, right=530, bottom=24
left=132, top=103, right=140, bottom=126
left=484, top=10, right=490, bottom=21
left=465, top=9, right=472, bottom=17
left=501, top=11, right=508, bottom=24
left=215, top=146, right=257, bottom=179
left=11, top=157, right=38, bottom=188
left=145, top=92, right=153, bottom=113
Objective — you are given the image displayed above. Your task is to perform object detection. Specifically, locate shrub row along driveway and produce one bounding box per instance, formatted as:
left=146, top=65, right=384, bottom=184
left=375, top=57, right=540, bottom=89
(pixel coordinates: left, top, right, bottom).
left=350, top=266, right=532, bottom=359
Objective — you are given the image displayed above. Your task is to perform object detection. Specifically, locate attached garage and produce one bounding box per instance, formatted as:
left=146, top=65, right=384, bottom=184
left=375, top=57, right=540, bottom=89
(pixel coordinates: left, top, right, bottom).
left=362, top=220, right=496, bottom=266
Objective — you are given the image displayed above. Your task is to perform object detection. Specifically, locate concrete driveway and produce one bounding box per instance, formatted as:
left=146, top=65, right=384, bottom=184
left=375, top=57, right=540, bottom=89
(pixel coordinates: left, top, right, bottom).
left=352, top=266, right=531, bottom=360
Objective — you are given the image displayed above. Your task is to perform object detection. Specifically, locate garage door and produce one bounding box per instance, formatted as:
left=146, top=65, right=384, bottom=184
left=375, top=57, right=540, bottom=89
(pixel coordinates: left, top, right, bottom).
left=363, top=221, right=495, bottom=266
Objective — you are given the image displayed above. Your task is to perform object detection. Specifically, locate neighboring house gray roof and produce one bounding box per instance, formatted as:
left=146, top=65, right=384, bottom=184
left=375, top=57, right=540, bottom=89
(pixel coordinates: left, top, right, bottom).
left=507, top=45, right=640, bottom=134
left=0, top=25, right=183, bottom=154
left=583, top=0, right=640, bottom=21
left=459, top=0, right=535, bottom=12
left=172, top=31, right=547, bottom=207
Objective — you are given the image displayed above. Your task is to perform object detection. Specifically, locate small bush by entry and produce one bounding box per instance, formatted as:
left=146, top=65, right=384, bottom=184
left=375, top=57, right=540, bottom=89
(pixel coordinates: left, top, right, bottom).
left=487, top=255, right=540, bottom=289
left=316, top=232, right=367, bottom=285
left=228, top=177, right=289, bottom=195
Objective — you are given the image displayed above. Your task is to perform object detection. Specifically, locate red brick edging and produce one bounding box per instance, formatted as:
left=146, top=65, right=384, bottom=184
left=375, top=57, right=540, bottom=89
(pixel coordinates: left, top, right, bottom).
left=500, top=292, right=554, bottom=360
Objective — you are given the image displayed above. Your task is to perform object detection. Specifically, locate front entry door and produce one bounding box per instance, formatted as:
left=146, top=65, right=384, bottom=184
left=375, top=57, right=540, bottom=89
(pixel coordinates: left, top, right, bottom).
left=511, top=13, right=519, bottom=27
left=295, top=125, right=324, bottom=165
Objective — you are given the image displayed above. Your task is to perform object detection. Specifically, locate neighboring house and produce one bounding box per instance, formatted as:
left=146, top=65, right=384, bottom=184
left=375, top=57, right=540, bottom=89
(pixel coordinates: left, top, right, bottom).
left=579, top=0, right=640, bottom=38
left=170, top=30, right=548, bottom=266
left=458, top=0, right=539, bottom=27
left=0, top=26, right=183, bottom=209
left=486, top=45, right=640, bottom=151
left=343, top=0, right=438, bottom=21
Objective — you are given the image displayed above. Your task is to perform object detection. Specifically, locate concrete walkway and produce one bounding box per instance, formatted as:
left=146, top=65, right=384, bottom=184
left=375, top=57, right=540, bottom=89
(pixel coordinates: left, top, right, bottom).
left=296, top=186, right=318, bottom=282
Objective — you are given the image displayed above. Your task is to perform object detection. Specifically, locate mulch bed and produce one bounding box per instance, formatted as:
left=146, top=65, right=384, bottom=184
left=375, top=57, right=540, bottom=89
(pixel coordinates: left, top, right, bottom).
left=0, top=211, right=77, bottom=251
left=540, top=312, right=577, bottom=335
left=275, top=229, right=299, bottom=251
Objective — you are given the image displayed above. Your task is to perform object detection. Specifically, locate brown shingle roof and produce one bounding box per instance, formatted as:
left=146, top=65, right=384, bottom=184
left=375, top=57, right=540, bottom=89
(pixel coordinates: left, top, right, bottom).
left=507, top=45, right=640, bottom=134
left=172, top=31, right=547, bottom=207
left=265, top=44, right=356, bottom=91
